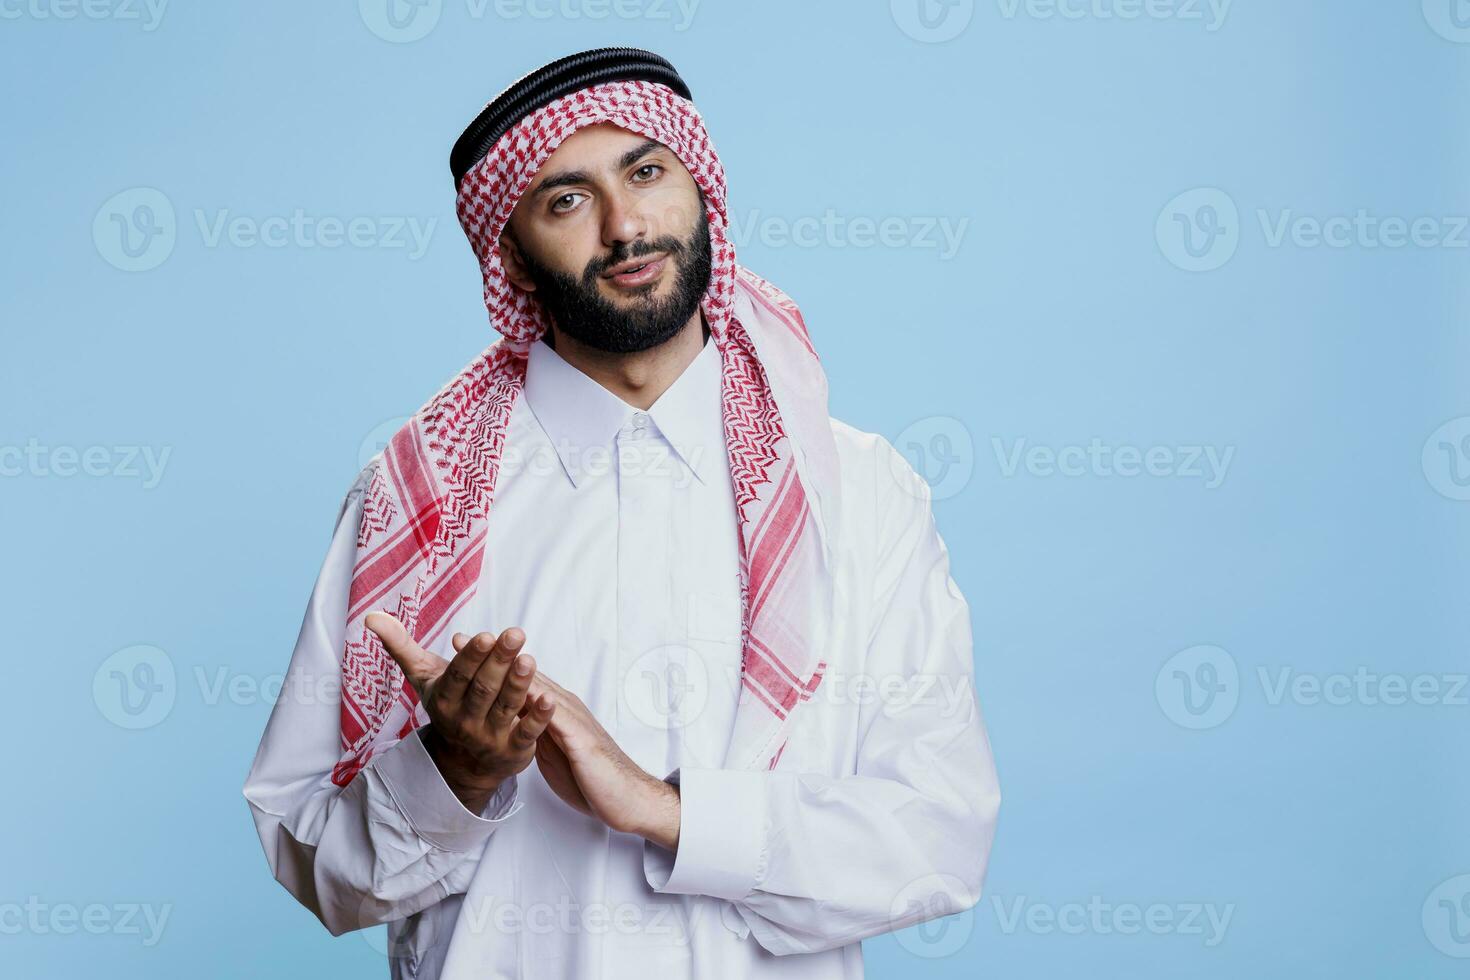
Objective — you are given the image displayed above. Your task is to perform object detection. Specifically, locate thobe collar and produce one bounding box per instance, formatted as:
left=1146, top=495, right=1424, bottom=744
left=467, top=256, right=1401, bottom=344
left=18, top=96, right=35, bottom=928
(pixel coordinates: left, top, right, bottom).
left=522, top=327, right=722, bottom=490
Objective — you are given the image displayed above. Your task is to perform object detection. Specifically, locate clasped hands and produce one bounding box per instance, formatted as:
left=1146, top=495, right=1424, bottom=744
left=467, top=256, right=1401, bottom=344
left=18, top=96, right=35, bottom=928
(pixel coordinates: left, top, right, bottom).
left=364, top=612, right=681, bottom=852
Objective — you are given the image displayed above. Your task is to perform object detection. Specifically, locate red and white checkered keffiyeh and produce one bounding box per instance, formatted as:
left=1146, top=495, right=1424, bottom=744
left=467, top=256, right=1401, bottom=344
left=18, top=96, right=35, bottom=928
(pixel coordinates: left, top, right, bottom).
left=331, top=79, right=841, bottom=788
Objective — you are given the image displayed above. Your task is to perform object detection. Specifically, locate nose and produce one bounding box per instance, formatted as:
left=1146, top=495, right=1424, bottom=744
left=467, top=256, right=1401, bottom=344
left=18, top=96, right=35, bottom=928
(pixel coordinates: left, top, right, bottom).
left=600, top=187, right=648, bottom=252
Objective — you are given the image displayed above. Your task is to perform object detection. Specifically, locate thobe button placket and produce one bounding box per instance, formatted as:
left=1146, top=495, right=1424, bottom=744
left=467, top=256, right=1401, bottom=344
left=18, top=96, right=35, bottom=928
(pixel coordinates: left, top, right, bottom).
left=629, top=411, right=650, bottom=440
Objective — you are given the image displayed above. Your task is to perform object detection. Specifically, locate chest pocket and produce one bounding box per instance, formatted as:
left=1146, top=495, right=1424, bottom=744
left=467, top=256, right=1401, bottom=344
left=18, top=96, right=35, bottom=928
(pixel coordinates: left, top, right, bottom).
left=687, top=589, right=743, bottom=646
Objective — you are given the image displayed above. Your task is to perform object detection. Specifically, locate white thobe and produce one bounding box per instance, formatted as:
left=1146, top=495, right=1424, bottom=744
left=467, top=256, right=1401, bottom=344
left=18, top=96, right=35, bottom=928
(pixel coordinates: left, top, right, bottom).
left=243, top=330, right=1001, bottom=979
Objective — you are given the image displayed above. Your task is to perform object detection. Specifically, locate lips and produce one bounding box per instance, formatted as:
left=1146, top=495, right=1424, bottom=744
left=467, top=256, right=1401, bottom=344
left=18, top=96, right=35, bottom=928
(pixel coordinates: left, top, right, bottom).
left=603, top=254, right=668, bottom=288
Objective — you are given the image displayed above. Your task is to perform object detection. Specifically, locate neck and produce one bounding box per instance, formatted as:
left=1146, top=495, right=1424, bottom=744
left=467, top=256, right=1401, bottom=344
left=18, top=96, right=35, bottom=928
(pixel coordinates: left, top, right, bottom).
left=545, top=310, right=709, bottom=411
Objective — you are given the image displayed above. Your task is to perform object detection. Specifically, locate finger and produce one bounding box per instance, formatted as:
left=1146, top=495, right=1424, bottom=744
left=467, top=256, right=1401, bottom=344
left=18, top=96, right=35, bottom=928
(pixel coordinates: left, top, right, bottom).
left=459, top=628, right=521, bottom=715
left=510, top=694, right=555, bottom=750
left=487, top=649, right=535, bottom=732
left=365, top=612, right=447, bottom=693
left=435, top=630, right=501, bottom=708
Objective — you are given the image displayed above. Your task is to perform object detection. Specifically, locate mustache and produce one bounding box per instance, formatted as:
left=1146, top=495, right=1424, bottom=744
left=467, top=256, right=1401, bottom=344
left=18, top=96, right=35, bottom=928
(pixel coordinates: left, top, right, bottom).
left=584, top=235, right=686, bottom=281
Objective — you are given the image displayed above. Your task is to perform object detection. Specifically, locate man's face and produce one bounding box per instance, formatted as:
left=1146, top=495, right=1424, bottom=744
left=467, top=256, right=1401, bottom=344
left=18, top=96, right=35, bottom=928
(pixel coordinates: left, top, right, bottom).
left=499, top=122, right=712, bottom=354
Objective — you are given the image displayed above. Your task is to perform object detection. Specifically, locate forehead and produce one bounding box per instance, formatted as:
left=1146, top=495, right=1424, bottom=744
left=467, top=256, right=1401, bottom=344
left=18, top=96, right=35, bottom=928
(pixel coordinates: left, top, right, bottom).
left=536, top=121, right=675, bottom=174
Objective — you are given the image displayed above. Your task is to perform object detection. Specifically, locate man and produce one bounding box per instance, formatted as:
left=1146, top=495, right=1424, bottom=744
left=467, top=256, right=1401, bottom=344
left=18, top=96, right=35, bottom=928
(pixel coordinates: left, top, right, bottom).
left=243, top=47, right=1000, bottom=979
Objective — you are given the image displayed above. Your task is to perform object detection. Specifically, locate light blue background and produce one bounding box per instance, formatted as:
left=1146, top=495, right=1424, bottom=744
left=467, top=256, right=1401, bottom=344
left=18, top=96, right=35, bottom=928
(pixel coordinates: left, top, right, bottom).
left=3, top=1, right=1467, bottom=976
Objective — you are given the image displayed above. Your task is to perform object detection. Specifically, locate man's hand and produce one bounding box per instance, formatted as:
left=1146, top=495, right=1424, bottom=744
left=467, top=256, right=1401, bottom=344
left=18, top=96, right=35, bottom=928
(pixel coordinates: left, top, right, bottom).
left=531, top=673, right=682, bottom=852
left=365, top=611, right=556, bottom=815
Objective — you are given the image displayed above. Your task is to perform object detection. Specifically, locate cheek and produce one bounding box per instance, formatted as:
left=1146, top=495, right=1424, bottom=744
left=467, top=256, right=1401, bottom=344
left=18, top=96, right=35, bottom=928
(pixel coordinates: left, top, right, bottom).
left=647, top=187, right=702, bottom=238
left=524, top=218, right=602, bottom=276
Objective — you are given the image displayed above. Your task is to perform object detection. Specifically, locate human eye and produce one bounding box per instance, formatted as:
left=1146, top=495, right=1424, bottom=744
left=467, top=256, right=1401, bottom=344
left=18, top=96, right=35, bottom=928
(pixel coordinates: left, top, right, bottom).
left=631, top=163, right=664, bottom=183
left=550, top=192, right=586, bottom=214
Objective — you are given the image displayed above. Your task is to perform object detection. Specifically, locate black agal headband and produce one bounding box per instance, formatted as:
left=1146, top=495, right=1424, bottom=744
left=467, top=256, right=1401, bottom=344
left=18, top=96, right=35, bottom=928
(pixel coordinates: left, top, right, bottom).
left=449, top=47, right=694, bottom=189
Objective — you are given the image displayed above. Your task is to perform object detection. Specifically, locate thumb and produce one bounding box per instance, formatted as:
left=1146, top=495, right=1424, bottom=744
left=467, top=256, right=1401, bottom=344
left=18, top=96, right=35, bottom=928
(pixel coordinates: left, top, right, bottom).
left=365, top=611, right=446, bottom=693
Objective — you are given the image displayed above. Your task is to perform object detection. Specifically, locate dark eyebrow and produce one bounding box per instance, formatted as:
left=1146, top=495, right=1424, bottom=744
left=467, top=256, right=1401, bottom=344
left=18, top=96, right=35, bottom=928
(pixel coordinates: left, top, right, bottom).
left=529, top=139, right=667, bottom=198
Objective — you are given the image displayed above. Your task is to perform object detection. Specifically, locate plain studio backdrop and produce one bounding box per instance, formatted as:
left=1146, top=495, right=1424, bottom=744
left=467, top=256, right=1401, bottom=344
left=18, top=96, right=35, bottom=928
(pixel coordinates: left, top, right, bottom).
left=2, top=2, right=1467, bottom=977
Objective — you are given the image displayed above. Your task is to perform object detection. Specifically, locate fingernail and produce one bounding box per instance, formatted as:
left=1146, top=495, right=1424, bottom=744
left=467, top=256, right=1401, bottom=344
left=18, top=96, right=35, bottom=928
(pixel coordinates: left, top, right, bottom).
left=514, top=656, right=532, bottom=676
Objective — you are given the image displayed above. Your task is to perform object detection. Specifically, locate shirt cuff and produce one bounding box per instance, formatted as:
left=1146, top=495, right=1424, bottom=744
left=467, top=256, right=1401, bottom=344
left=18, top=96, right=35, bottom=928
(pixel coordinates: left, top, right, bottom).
left=642, top=767, right=768, bottom=902
left=370, top=727, right=523, bottom=851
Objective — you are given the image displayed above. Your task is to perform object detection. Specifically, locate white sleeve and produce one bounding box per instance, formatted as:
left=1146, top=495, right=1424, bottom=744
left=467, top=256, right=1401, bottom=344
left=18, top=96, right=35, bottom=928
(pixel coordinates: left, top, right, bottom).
left=642, top=440, right=1001, bottom=955
left=242, top=469, right=525, bottom=936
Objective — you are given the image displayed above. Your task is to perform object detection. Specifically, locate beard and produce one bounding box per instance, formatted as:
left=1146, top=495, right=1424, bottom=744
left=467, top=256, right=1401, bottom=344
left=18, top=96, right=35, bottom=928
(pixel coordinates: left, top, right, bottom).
left=512, top=206, right=713, bottom=355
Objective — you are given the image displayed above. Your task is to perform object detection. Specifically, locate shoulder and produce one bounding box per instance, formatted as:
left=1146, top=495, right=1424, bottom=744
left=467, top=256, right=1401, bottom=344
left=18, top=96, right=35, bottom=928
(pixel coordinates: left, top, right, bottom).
left=829, top=415, right=931, bottom=507
left=334, top=459, right=378, bottom=527
left=828, top=415, right=935, bottom=560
